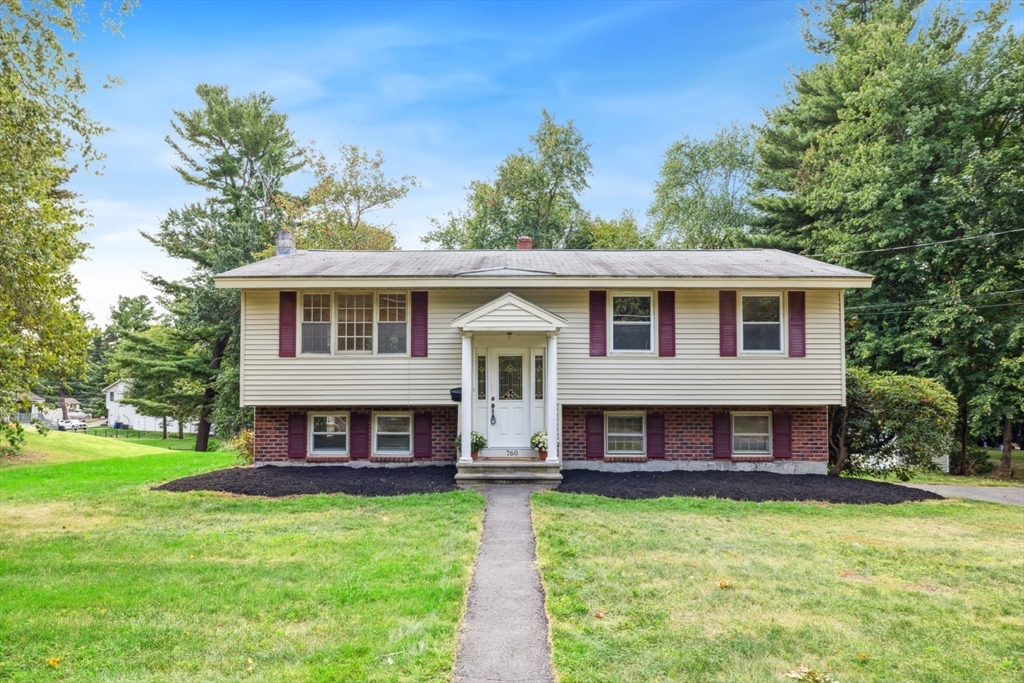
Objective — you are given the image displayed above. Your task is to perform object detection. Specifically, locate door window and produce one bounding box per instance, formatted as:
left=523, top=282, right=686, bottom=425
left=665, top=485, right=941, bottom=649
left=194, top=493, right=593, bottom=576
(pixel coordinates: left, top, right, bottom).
left=498, top=355, right=523, bottom=400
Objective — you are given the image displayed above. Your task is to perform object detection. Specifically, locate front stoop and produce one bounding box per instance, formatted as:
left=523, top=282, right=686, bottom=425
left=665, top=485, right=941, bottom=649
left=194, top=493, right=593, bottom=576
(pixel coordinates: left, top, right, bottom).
left=455, top=460, right=562, bottom=487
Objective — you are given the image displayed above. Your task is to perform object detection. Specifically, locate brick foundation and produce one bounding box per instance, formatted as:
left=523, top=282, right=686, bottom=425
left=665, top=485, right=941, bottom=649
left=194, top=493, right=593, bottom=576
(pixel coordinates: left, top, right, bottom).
left=254, top=406, right=458, bottom=463
left=561, top=405, right=827, bottom=462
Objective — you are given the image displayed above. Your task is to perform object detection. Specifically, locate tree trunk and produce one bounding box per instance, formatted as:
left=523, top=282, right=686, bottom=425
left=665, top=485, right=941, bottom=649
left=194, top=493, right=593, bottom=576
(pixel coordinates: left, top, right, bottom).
left=828, top=405, right=850, bottom=476
left=195, top=333, right=230, bottom=452
left=60, top=386, right=68, bottom=420
left=162, top=416, right=168, bottom=440
left=958, top=400, right=969, bottom=476
left=1001, top=418, right=1013, bottom=472
left=178, top=420, right=184, bottom=440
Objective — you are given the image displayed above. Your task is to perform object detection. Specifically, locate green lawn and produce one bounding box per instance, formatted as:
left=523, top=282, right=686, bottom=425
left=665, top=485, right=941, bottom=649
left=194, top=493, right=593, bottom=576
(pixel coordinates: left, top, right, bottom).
left=0, top=431, right=484, bottom=682
left=864, top=449, right=1024, bottom=487
left=533, top=492, right=1024, bottom=683
left=84, top=425, right=220, bottom=452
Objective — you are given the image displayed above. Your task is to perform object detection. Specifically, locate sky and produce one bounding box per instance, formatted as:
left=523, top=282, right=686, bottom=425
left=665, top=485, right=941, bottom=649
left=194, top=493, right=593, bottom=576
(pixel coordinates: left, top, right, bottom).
left=68, top=0, right=826, bottom=324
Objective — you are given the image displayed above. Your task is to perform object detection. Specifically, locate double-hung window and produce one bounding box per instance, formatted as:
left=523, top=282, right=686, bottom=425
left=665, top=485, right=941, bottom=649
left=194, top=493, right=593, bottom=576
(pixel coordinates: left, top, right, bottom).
left=740, top=294, right=783, bottom=352
left=377, top=293, right=408, bottom=354
left=301, top=294, right=332, bottom=354
left=374, top=413, right=412, bottom=454
left=606, top=412, right=645, bottom=455
left=611, top=294, right=653, bottom=351
left=337, top=293, right=373, bottom=352
left=310, top=413, right=348, bottom=454
left=732, top=413, right=771, bottom=455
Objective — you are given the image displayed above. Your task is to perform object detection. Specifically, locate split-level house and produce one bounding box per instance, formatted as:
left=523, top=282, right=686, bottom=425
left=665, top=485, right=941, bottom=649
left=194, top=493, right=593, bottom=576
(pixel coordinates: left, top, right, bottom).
left=214, top=232, right=872, bottom=483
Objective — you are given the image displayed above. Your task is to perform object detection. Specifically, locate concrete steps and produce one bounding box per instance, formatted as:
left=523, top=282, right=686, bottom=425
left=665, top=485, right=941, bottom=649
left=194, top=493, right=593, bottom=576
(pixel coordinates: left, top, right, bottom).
left=455, top=459, right=562, bottom=486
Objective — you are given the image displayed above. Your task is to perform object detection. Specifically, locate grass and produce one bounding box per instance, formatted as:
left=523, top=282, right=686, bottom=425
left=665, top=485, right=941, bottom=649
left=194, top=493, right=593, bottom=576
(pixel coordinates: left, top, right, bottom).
left=0, top=430, right=484, bottom=682
left=861, top=449, right=1024, bottom=487
left=84, top=425, right=220, bottom=452
left=532, top=491, right=1024, bottom=683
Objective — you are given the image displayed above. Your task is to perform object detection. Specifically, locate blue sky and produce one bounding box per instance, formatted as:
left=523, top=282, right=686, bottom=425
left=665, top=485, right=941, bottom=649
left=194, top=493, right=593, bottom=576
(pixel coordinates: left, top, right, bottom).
left=70, top=0, right=823, bottom=323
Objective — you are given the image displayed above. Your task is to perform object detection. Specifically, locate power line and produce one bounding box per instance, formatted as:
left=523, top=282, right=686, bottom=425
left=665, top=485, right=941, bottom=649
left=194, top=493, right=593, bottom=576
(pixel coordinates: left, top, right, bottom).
left=846, top=301, right=1023, bottom=316
left=808, top=227, right=1024, bottom=258
left=846, top=288, right=1024, bottom=311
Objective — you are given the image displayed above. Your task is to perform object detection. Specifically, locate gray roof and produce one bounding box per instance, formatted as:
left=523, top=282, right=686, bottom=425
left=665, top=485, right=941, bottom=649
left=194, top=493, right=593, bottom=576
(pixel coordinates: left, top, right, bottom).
left=215, top=249, right=870, bottom=280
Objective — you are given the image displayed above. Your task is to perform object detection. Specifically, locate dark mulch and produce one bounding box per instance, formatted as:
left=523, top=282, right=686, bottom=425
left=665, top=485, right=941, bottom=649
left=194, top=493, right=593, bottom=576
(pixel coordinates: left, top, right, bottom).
left=155, top=465, right=459, bottom=498
left=556, top=470, right=943, bottom=505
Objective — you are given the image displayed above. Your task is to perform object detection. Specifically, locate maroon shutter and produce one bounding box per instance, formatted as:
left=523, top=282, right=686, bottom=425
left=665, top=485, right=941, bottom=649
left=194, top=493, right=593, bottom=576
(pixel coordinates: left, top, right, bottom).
left=287, top=412, right=306, bottom=459
left=712, top=412, right=731, bottom=459
left=279, top=291, right=297, bottom=358
left=719, top=291, right=737, bottom=357
left=411, top=291, right=428, bottom=357
left=773, top=412, right=792, bottom=459
left=414, top=412, right=432, bottom=459
left=658, top=291, right=676, bottom=357
left=788, top=291, right=806, bottom=357
left=350, top=413, right=370, bottom=459
left=589, top=291, right=607, bottom=357
left=647, top=413, right=665, bottom=459
left=585, top=413, right=604, bottom=458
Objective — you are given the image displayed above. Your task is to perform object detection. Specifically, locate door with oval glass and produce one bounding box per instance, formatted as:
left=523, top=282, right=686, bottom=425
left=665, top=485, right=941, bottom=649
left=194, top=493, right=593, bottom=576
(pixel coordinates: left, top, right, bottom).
left=487, top=349, right=529, bottom=450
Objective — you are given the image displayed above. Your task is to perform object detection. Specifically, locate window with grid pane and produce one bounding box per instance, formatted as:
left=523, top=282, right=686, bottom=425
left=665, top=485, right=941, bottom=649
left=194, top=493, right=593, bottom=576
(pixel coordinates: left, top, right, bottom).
left=377, top=293, right=407, bottom=354
left=375, top=413, right=412, bottom=453
left=606, top=413, right=645, bottom=454
left=310, top=414, right=347, bottom=453
left=732, top=413, right=771, bottom=454
left=301, top=294, right=331, bottom=354
left=611, top=295, right=652, bottom=351
left=337, top=293, right=373, bottom=352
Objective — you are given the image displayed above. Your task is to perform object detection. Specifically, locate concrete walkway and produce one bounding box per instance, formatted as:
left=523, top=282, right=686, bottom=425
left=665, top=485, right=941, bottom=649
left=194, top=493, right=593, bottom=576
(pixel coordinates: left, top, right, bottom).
left=900, top=483, right=1024, bottom=507
left=454, top=486, right=555, bottom=683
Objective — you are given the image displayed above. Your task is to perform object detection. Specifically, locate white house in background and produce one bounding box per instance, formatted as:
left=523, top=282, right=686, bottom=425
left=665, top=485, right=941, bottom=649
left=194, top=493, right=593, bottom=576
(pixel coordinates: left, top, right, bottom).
left=44, top=396, right=87, bottom=422
left=103, top=379, right=193, bottom=433
left=15, top=394, right=45, bottom=423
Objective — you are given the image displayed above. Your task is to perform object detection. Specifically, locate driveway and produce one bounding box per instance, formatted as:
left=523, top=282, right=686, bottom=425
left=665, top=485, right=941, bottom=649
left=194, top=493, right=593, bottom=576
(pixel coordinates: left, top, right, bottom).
left=899, top=483, right=1024, bottom=507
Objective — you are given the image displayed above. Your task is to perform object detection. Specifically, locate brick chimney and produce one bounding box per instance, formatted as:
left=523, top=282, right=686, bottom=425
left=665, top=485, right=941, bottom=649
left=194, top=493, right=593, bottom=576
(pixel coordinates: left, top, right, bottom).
left=275, top=228, right=296, bottom=256
left=517, top=235, right=533, bottom=250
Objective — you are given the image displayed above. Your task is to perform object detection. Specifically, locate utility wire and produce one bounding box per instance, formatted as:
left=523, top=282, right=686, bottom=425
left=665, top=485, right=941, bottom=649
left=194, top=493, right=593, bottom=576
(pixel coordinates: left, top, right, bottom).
left=846, top=301, right=1023, bottom=316
left=846, top=288, right=1024, bottom=311
left=808, top=227, right=1024, bottom=258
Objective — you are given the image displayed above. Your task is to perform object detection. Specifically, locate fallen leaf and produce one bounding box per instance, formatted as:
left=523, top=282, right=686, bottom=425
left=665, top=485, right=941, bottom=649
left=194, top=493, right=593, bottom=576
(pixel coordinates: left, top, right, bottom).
left=46, top=657, right=60, bottom=669
left=100, top=608, right=108, bottom=614
left=593, top=611, right=605, bottom=619
left=718, top=580, right=730, bottom=589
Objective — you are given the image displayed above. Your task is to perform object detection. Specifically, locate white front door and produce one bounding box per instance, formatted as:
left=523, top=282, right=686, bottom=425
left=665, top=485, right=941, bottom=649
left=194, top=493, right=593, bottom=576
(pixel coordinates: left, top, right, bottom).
left=488, top=349, right=529, bottom=449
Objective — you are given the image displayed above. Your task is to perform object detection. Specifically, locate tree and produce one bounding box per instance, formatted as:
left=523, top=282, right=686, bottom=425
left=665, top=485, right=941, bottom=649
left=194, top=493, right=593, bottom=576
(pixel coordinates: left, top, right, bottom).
left=755, top=0, right=1024, bottom=474
left=423, top=110, right=593, bottom=249
left=649, top=124, right=758, bottom=248
left=272, top=144, right=415, bottom=252
left=0, top=0, right=133, bottom=453
left=145, top=84, right=303, bottom=451
left=565, top=210, right=657, bottom=250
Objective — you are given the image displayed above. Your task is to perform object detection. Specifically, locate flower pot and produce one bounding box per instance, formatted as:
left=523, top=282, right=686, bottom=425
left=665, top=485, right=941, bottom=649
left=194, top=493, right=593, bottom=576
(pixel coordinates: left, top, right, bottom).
left=471, top=450, right=479, bottom=461
left=538, top=449, right=548, bottom=460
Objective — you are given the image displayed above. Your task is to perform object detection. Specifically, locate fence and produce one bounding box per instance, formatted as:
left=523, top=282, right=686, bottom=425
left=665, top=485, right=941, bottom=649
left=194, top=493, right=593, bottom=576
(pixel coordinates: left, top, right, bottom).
left=88, top=427, right=203, bottom=450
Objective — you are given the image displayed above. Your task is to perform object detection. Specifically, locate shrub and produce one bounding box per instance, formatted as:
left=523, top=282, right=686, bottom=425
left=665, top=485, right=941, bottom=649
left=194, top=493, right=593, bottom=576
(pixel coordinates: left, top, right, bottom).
left=231, top=428, right=255, bottom=465
left=830, top=367, right=957, bottom=480
left=949, top=446, right=995, bottom=476
left=455, top=431, right=487, bottom=452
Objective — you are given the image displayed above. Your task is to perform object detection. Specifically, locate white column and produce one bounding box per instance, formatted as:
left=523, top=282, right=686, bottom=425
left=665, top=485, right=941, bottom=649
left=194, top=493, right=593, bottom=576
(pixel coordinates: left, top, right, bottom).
left=546, top=332, right=559, bottom=464
left=460, top=332, right=474, bottom=463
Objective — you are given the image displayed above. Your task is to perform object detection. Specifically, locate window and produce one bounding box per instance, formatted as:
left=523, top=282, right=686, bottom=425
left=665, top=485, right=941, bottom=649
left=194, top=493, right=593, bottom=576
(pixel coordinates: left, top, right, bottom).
left=606, top=412, right=645, bottom=455
left=741, top=294, right=783, bottom=352
left=477, top=356, right=486, bottom=400
left=534, top=355, right=544, bottom=400
left=310, top=414, right=348, bottom=453
left=337, top=293, right=373, bottom=352
left=377, top=293, right=407, bottom=354
left=374, top=413, right=412, bottom=454
left=109, top=391, right=115, bottom=401
left=732, top=413, right=771, bottom=454
left=611, top=294, right=653, bottom=351
left=302, top=293, right=332, bottom=354
left=498, top=355, right=523, bottom=400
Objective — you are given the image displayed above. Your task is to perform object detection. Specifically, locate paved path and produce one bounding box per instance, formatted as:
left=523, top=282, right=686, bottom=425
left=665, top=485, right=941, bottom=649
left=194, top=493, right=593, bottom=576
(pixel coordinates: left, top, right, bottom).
left=900, top=483, right=1024, bottom=507
left=454, top=486, right=555, bottom=683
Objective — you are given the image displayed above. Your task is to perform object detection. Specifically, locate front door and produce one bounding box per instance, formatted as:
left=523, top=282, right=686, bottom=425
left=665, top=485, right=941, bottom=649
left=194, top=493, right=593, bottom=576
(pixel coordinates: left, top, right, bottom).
left=488, top=350, right=528, bottom=449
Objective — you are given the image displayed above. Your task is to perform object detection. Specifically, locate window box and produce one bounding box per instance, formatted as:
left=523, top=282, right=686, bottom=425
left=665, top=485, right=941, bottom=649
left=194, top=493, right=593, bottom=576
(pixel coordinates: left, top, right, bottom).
left=606, top=412, right=646, bottom=456
left=373, top=413, right=412, bottom=455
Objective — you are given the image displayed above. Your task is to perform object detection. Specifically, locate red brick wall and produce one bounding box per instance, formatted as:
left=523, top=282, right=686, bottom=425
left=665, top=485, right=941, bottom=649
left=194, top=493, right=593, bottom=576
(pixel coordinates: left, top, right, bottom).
left=560, top=405, right=827, bottom=462
left=254, top=406, right=458, bottom=463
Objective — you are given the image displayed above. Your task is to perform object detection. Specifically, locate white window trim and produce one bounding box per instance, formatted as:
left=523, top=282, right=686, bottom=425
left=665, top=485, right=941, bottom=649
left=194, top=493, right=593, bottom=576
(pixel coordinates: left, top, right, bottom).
left=372, top=411, right=413, bottom=456
left=335, top=290, right=375, bottom=355
left=375, top=291, right=411, bottom=357
left=605, top=411, right=646, bottom=456
left=298, top=291, right=335, bottom=356
left=739, top=292, right=786, bottom=355
left=608, top=292, right=656, bottom=354
left=308, top=411, right=350, bottom=455
left=731, top=411, right=772, bottom=457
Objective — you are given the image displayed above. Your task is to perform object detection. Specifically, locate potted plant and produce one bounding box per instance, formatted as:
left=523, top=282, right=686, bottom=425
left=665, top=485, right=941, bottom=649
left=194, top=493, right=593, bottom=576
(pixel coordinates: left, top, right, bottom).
left=455, top=431, right=488, bottom=460
left=530, top=431, right=548, bottom=460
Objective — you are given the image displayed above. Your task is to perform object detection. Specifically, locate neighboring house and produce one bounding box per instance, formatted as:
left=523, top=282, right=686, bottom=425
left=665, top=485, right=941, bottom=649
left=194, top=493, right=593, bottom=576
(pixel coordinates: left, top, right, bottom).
left=15, top=394, right=45, bottom=423
left=44, top=396, right=86, bottom=422
left=103, top=379, right=193, bottom=433
left=213, top=232, right=872, bottom=483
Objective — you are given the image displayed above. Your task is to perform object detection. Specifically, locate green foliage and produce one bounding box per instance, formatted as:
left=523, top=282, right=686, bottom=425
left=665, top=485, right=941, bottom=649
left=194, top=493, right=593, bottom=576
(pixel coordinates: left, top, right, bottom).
left=455, top=431, right=488, bottom=452
left=230, top=427, right=255, bottom=465
left=950, top=446, right=997, bottom=477
left=423, top=110, right=594, bottom=249
left=833, top=367, right=958, bottom=480
left=530, top=431, right=548, bottom=450
left=565, top=209, right=656, bottom=250
left=649, top=123, right=758, bottom=248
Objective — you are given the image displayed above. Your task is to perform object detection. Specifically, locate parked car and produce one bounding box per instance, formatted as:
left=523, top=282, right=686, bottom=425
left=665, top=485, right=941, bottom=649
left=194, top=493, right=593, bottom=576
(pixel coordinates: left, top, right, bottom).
left=56, top=419, right=87, bottom=432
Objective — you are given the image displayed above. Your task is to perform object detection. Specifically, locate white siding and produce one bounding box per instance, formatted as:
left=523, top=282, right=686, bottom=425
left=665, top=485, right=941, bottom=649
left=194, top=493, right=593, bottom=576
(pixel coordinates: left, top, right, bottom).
left=241, top=288, right=845, bottom=406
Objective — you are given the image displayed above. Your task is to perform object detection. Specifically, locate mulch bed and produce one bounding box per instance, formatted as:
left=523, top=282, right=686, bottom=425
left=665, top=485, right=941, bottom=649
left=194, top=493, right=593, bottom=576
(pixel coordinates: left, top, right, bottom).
left=155, top=465, right=459, bottom=498
left=556, top=470, right=943, bottom=505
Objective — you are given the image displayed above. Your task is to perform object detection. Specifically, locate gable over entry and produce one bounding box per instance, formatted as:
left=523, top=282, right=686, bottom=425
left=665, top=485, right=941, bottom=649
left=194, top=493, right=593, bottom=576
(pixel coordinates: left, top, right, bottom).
left=450, top=292, right=567, bottom=333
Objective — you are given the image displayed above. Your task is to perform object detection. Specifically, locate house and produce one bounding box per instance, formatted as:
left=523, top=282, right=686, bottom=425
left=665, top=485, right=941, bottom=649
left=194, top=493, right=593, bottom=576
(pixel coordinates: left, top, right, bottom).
left=213, top=231, right=872, bottom=483
left=44, top=396, right=86, bottom=422
left=103, top=379, right=193, bottom=433
left=15, top=394, right=45, bottom=423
